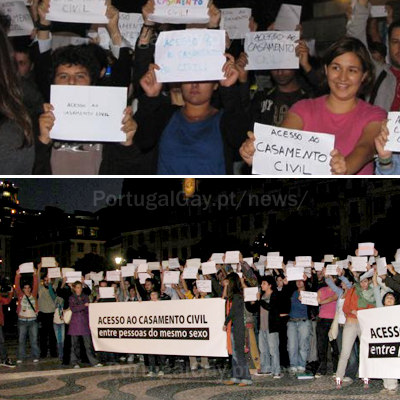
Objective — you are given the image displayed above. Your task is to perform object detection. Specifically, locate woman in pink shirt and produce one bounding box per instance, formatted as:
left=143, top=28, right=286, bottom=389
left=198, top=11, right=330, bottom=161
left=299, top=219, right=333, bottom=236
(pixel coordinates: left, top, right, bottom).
left=240, top=37, right=387, bottom=174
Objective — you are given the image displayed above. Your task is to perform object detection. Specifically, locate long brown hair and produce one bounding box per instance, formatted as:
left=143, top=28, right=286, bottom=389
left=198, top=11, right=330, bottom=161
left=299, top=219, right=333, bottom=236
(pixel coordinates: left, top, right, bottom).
left=0, top=25, right=32, bottom=146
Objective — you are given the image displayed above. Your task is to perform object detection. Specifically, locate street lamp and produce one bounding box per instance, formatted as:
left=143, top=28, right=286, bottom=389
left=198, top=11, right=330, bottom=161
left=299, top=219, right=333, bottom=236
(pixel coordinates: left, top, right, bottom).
left=114, top=256, right=122, bottom=267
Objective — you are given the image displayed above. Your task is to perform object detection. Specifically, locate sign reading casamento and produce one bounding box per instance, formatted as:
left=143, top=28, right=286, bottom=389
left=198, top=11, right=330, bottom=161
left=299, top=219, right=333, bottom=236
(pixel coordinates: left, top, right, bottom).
left=89, top=298, right=228, bottom=357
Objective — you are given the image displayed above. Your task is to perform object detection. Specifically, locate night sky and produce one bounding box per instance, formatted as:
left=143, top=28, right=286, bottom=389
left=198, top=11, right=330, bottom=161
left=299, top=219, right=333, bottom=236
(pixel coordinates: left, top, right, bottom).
left=12, top=179, right=124, bottom=213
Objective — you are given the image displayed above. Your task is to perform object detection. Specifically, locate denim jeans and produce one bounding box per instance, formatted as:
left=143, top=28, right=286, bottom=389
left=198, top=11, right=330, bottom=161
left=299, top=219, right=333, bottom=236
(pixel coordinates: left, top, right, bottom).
left=230, top=331, right=252, bottom=384
left=259, top=330, right=280, bottom=375
left=18, top=318, right=40, bottom=360
left=53, top=323, right=65, bottom=360
left=287, top=319, right=311, bottom=369
left=0, top=325, right=7, bottom=361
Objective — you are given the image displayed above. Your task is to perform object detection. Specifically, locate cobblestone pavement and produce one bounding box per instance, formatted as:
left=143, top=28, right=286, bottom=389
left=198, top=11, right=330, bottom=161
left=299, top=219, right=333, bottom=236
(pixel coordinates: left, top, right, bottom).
left=0, top=362, right=397, bottom=400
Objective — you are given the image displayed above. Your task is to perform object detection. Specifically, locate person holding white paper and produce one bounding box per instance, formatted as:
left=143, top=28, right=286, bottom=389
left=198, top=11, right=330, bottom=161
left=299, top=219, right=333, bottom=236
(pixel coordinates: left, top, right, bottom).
left=240, top=36, right=387, bottom=175
left=135, top=54, right=250, bottom=175
left=134, top=269, right=155, bottom=301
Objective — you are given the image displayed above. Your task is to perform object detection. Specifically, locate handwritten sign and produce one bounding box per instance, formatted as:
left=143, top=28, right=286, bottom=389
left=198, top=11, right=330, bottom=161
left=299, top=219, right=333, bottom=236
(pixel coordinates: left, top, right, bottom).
left=168, top=258, right=180, bottom=269
left=245, top=31, right=299, bottom=70
left=337, top=260, right=348, bottom=269
left=211, top=253, right=224, bottom=263
left=155, top=29, right=225, bottom=83
left=258, top=255, right=267, bottom=263
left=106, top=270, right=121, bottom=281
left=138, top=272, right=152, bottom=284
left=266, top=256, right=283, bottom=269
left=163, top=271, right=180, bottom=285
left=201, top=261, right=217, bottom=275
left=187, top=258, right=201, bottom=269
left=148, top=262, right=161, bottom=271
left=132, top=259, right=147, bottom=266
left=137, top=264, right=149, bottom=273
left=370, top=5, right=388, bottom=18
left=0, top=1, right=34, bottom=37
left=99, top=287, right=114, bottom=299
left=324, top=255, right=334, bottom=262
left=325, top=264, right=338, bottom=276
left=196, top=279, right=212, bottom=293
left=267, top=252, right=280, bottom=257
left=351, top=256, right=368, bottom=272
left=121, top=265, right=135, bottom=277
left=46, top=0, right=107, bottom=23
left=252, top=123, right=335, bottom=175
left=84, top=279, right=93, bottom=290
left=51, top=35, right=89, bottom=51
left=385, top=112, right=400, bottom=151
left=274, top=4, right=302, bottom=31
left=48, top=268, right=61, bottom=279
left=286, top=266, right=304, bottom=281
left=300, top=291, right=318, bottom=306
left=243, top=257, right=253, bottom=266
left=314, top=262, right=324, bottom=271
left=149, top=0, right=209, bottom=24
left=182, top=266, right=198, bottom=280
left=377, top=257, right=387, bottom=276
left=358, top=242, right=375, bottom=256
left=90, top=271, right=103, bottom=284
left=50, top=85, right=127, bottom=142
left=295, top=256, right=312, bottom=267
left=244, top=287, right=258, bottom=302
left=220, top=8, right=251, bottom=40
left=41, top=257, right=57, bottom=268
left=225, top=251, right=240, bottom=264
left=66, top=271, right=82, bottom=283
left=256, top=263, right=265, bottom=276
left=19, top=262, right=34, bottom=273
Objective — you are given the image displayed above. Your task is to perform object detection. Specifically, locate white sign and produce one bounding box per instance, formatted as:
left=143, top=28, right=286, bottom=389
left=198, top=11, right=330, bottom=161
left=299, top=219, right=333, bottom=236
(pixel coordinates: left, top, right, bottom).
left=220, top=8, right=251, bottom=40
left=258, top=255, right=267, bottom=263
left=41, top=257, right=57, bottom=268
left=66, top=271, right=82, bottom=283
left=256, top=264, right=265, bottom=276
left=90, top=271, right=104, bottom=284
left=244, top=287, right=258, bottom=302
left=182, top=266, right=198, bottom=280
left=252, top=123, right=335, bottom=175
left=376, top=257, right=387, bottom=276
left=149, top=0, right=209, bottom=24
left=314, top=262, right=324, bottom=271
left=225, top=251, right=240, bottom=264
left=51, top=35, right=89, bottom=50
left=50, top=85, right=127, bottom=142
left=295, top=256, right=312, bottom=267
left=286, top=266, right=304, bottom=281
left=300, top=291, right=318, bottom=306
left=351, top=256, right=368, bottom=272
left=358, top=242, right=375, bottom=256
left=48, top=268, right=61, bottom=279
left=121, top=265, right=136, bottom=278
left=118, top=12, right=143, bottom=48
left=337, top=260, right=348, bottom=269
left=99, top=287, right=115, bottom=299
left=163, top=271, right=180, bottom=285
left=358, top=306, right=400, bottom=379
left=267, top=252, right=280, bottom=257
left=137, top=264, right=149, bottom=273
left=47, top=0, right=107, bottom=23
left=324, top=255, right=334, bottom=262
left=325, top=264, right=338, bottom=276
left=0, top=1, right=34, bottom=37
left=89, top=299, right=228, bottom=357
left=138, top=273, right=152, bottom=284
left=132, top=259, right=147, bottom=266
left=106, top=270, right=121, bottom=281
left=368, top=256, right=376, bottom=265
left=84, top=279, right=93, bottom=290
left=195, top=280, right=212, bottom=293
left=211, top=253, right=224, bottom=264
left=187, top=258, right=201, bottom=269
left=201, top=261, right=217, bottom=275
left=275, top=4, right=302, bottom=31
left=168, top=258, right=180, bottom=269
left=266, top=256, right=283, bottom=269
left=148, top=262, right=161, bottom=271
left=245, top=31, right=299, bottom=70
left=155, top=29, right=225, bottom=83
left=370, top=5, right=388, bottom=18
left=243, top=257, right=253, bottom=266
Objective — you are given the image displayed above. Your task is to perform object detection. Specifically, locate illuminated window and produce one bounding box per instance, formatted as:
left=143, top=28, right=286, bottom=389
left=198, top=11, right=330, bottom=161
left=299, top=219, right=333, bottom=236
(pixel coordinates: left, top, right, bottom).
left=90, top=228, right=97, bottom=237
left=77, top=228, right=84, bottom=236
left=11, top=209, right=16, bottom=214
left=3, top=191, right=10, bottom=197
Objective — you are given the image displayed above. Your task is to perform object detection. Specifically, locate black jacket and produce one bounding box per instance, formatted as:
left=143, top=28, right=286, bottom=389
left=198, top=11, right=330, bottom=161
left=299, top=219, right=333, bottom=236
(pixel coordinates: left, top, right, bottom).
left=245, top=291, right=280, bottom=333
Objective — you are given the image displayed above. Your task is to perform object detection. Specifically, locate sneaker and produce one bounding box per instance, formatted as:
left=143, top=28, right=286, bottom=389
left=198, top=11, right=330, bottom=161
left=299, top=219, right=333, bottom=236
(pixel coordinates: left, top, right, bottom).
left=314, top=373, right=323, bottom=379
left=223, top=380, right=236, bottom=385
left=336, top=378, right=342, bottom=389
left=297, top=366, right=305, bottom=373
left=363, top=378, right=369, bottom=389
left=238, top=382, right=252, bottom=387
left=33, top=359, right=39, bottom=363
left=127, top=355, right=135, bottom=363
left=254, top=371, right=272, bottom=376
left=94, top=363, right=103, bottom=368
left=343, top=377, right=353, bottom=383
left=1, top=359, right=16, bottom=368
left=158, top=370, right=164, bottom=377
left=73, top=364, right=81, bottom=369
left=16, top=360, right=23, bottom=364
left=273, top=373, right=283, bottom=379
left=119, top=356, right=127, bottom=362
left=297, top=372, right=314, bottom=380
left=289, top=367, right=297, bottom=375
left=146, top=371, right=155, bottom=377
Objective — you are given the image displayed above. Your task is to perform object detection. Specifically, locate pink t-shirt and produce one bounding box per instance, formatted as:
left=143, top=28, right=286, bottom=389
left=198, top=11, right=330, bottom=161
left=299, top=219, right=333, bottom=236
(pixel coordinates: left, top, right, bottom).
left=318, top=286, right=337, bottom=319
left=290, top=96, right=387, bottom=175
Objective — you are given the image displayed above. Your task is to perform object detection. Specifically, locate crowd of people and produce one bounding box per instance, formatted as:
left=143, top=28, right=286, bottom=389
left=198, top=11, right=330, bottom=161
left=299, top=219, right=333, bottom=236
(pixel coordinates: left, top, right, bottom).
left=0, top=250, right=399, bottom=394
left=0, top=0, right=399, bottom=175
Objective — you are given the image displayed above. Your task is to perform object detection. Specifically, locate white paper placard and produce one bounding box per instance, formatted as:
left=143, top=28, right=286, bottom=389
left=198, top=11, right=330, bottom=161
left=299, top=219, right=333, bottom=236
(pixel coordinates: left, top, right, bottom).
left=324, top=255, right=334, bottom=262
left=99, top=286, right=115, bottom=298
left=106, top=270, right=121, bottom=281
left=377, top=257, right=387, bottom=276
left=90, top=271, right=103, bottom=284
left=50, top=85, right=127, bottom=142
left=225, top=251, right=240, bottom=264
left=244, top=287, right=259, bottom=302
left=211, top=253, right=224, bottom=264
left=314, top=262, right=324, bottom=271
left=358, top=242, right=375, bottom=256
left=337, top=260, right=348, bottom=269
left=286, top=266, right=304, bottom=281
left=66, top=271, right=82, bottom=283
left=351, top=256, right=368, bottom=272
left=0, top=1, right=34, bottom=37
left=266, top=256, right=283, bottom=269
left=295, top=256, right=312, bottom=267
left=182, top=266, right=198, bottom=280
left=51, top=35, right=89, bottom=50
left=138, top=272, right=152, bottom=284
left=258, top=255, right=267, bottom=263
left=220, top=8, right=251, bottom=39
left=149, top=0, right=209, bottom=24
left=168, top=258, right=180, bottom=269
left=274, top=4, right=302, bottom=31
left=163, top=271, right=180, bottom=285
left=267, top=252, right=280, bottom=257
left=187, top=258, right=201, bottom=269
left=245, top=31, right=299, bottom=70
left=392, top=261, right=400, bottom=273
left=137, top=264, right=149, bottom=273
left=48, top=267, right=61, bottom=279
left=325, top=264, right=338, bottom=276
left=201, top=261, right=217, bottom=275
left=370, top=5, right=388, bottom=18
left=368, top=256, right=376, bottom=265
left=252, top=123, right=335, bottom=175
left=47, top=0, right=107, bottom=23
left=300, top=291, right=318, bottom=306
left=256, top=264, right=265, bottom=276
left=196, top=279, right=212, bottom=293
left=155, top=29, right=226, bottom=83
left=243, top=257, right=253, bottom=266
left=148, top=262, right=161, bottom=271
left=84, top=279, right=93, bottom=290
left=121, top=265, right=135, bottom=277
left=118, top=12, right=143, bottom=48
left=131, top=259, right=146, bottom=266
left=41, top=257, right=57, bottom=268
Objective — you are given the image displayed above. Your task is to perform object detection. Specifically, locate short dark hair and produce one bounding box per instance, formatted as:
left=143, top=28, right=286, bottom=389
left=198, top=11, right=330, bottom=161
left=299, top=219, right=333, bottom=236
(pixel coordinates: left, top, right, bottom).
left=388, top=19, right=400, bottom=41
left=261, top=275, right=276, bottom=290
left=369, top=41, right=387, bottom=59
left=323, top=36, right=375, bottom=95
left=51, top=44, right=102, bottom=85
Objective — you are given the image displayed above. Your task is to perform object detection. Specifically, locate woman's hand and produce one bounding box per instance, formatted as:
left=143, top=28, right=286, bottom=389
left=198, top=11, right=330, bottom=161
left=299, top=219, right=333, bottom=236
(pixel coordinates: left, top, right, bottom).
left=120, top=107, right=137, bottom=146
left=330, top=149, right=347, bottom=175
left=140, top=64, right=162, bottom=97
left=375, top=120, right=392, bottom=161
left=239, top=131, right=256, bottom=166
left=39, top=103, right=55, bottom=145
